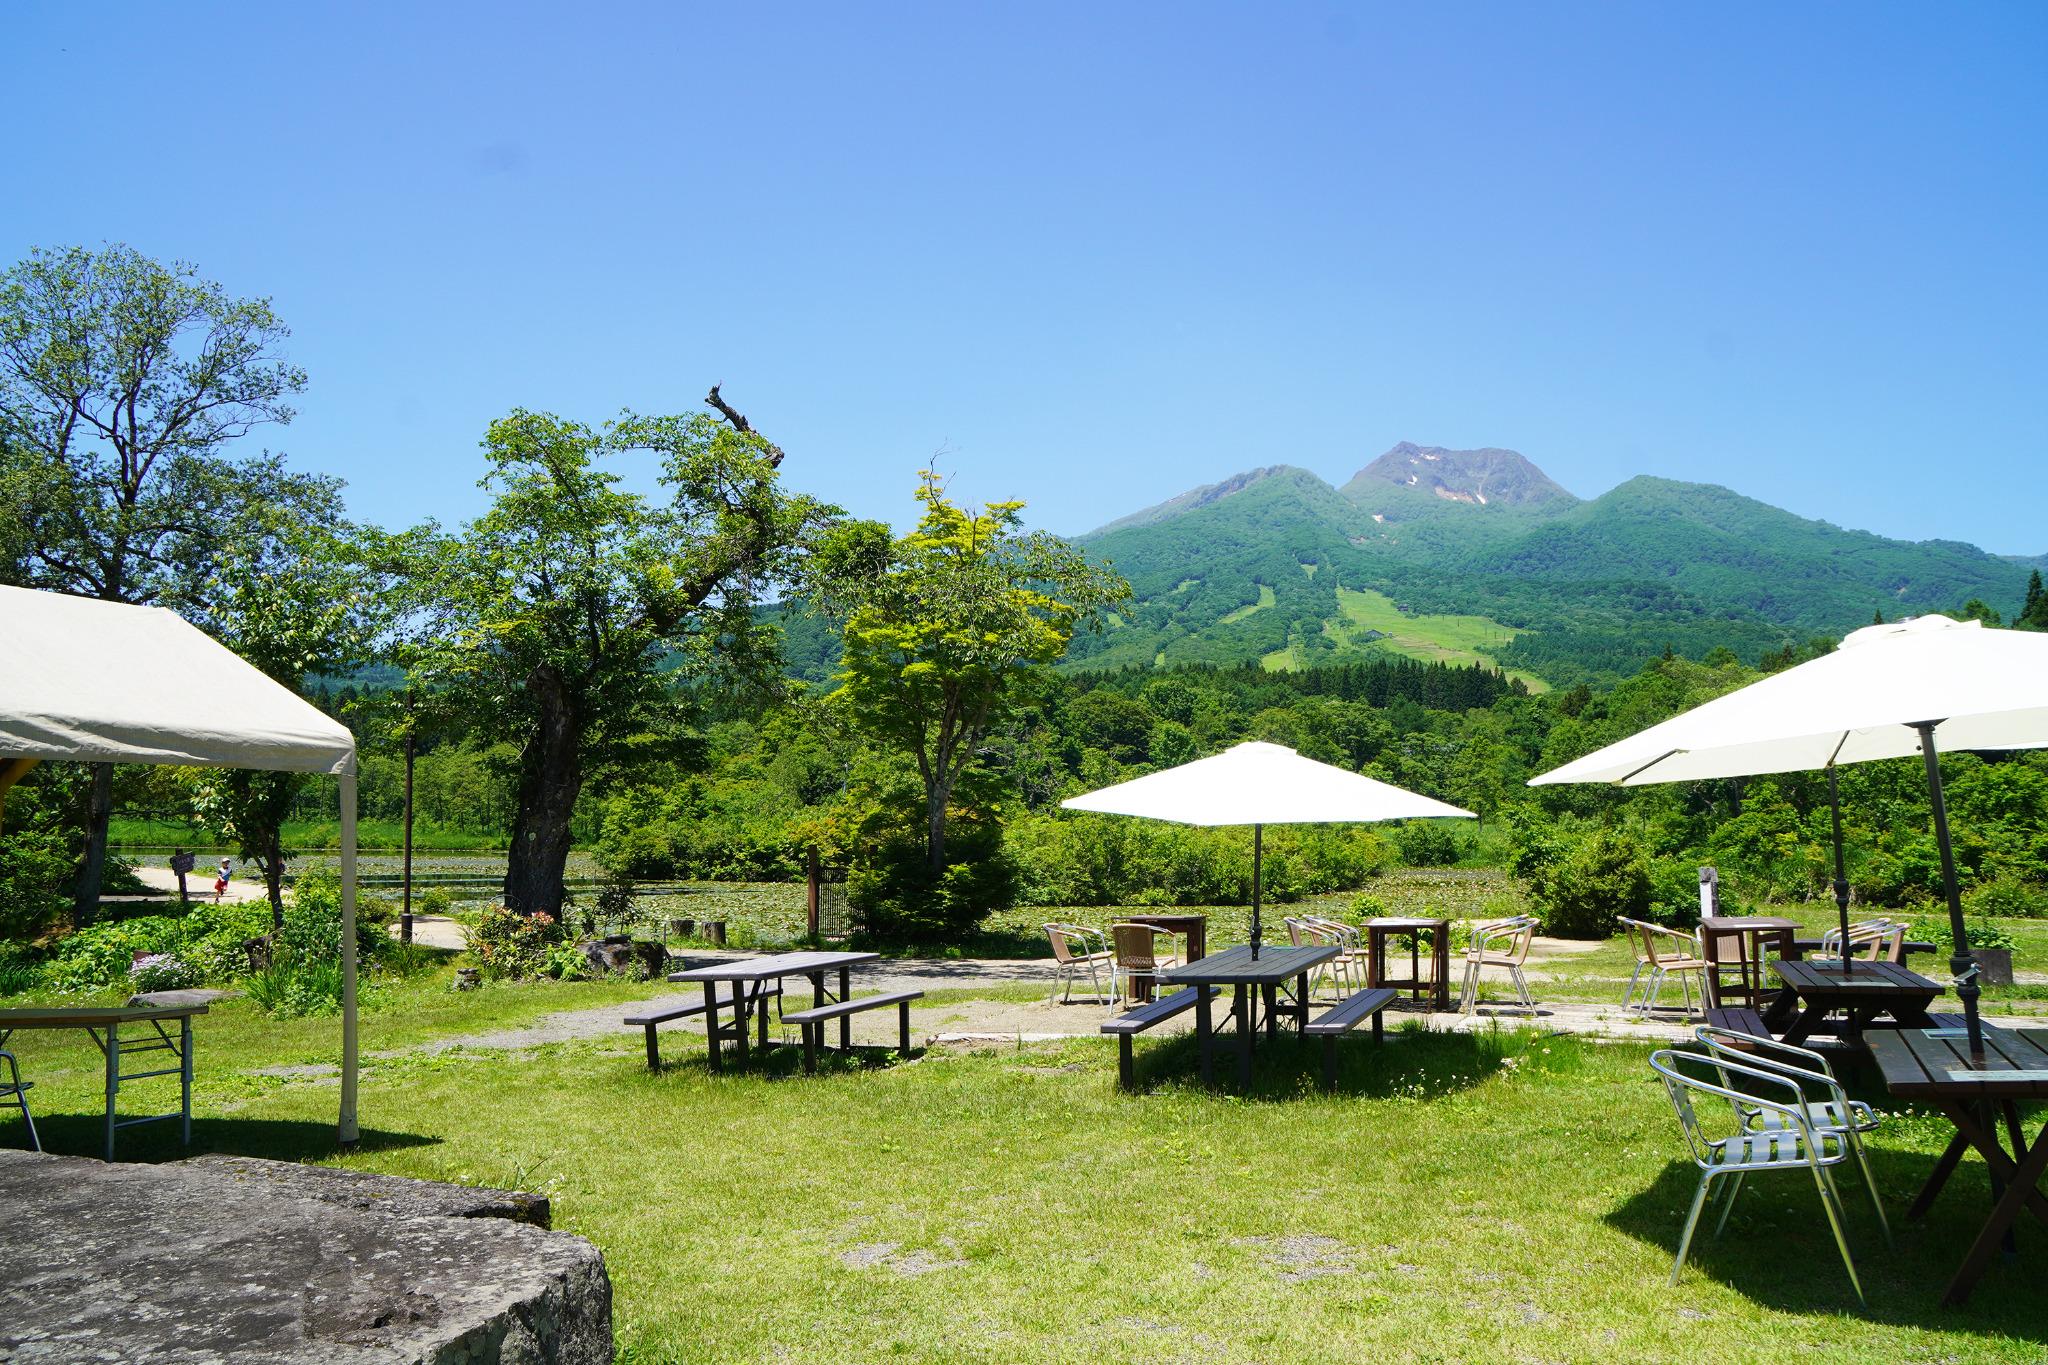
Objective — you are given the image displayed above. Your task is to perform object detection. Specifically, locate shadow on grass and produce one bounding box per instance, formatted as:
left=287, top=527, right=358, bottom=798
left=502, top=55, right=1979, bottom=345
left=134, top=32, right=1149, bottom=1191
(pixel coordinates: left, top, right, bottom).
left=1121, top=1020, right=1514, bottom=1102
left=1604, top=1149, right=2048, bottom=1336
left=18, top=1114, right=441, bottom=1165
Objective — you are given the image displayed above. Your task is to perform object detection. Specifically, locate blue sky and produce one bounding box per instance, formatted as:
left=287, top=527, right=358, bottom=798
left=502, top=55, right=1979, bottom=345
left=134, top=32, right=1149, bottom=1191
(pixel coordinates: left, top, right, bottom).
left=6, top=3, right=2045, bottom=551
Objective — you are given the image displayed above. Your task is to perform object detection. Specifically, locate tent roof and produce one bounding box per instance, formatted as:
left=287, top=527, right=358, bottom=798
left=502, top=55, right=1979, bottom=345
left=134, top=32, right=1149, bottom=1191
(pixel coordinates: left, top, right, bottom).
left=1062, top=740, right=1474, bottom=826
left=0, top=586, right=356, bottom=775
left=1530, top=614, right=2048, bottom=787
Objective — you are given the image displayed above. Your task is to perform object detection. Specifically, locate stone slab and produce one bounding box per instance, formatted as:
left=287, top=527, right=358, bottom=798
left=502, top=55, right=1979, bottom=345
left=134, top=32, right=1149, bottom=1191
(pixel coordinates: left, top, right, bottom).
left=181, top=1155, right=552, bottom=1228
left=0, top=1150, right=612, bottom=1364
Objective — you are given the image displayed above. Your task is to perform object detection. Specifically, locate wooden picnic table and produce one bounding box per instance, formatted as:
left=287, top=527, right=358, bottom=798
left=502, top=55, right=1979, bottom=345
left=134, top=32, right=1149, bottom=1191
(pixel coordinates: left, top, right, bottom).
left=1159, top=944, right=1339, bottom=1090
left=667, top=951, right=879, bottom=1071
left=1866, top=1025, right=2048, bottom=1305
left=1364, top=916, right=1450, bottom=1010
left=0, top=1003, right=207, bottom=1161
left=1765, top=958, right=1940, bottom=1046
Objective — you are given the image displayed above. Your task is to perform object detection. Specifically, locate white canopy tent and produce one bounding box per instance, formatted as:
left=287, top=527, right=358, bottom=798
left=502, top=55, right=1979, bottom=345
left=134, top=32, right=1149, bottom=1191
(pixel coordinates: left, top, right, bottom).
left=0, top=585, right=363, bottom=1143
left=1063, top=741, right=1474, bottom=954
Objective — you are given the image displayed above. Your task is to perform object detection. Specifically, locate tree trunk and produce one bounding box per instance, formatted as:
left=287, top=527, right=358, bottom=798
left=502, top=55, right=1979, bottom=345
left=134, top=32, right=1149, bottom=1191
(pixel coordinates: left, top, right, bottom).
left=73, top=762, right=115, bottom=926
left=262, top=828, right=287, bottom=934
left=926, top=790, right=948, bottom=875
left=503, top=666, right=583, bottom=919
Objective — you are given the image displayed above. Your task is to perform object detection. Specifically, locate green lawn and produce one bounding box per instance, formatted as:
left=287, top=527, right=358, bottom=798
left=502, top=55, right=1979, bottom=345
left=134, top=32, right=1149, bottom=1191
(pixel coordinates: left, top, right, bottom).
left=5, top=971, right=2044, bottom=1362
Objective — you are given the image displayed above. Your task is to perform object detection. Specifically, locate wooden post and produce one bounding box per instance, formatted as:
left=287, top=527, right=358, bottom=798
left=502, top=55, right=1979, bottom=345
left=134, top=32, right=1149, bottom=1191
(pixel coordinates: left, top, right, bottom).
left=401, top=727, right=416, bottom=945
left=806, top=845, right=821, bottom=940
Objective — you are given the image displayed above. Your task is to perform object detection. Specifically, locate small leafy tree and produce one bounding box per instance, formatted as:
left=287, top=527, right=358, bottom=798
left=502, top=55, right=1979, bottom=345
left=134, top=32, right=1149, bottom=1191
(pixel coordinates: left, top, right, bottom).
left=0, top=244, right=333, bottom=921
left=821, top=472, right=1126, bottom=935
left=398, top=392, right=829, bottom=919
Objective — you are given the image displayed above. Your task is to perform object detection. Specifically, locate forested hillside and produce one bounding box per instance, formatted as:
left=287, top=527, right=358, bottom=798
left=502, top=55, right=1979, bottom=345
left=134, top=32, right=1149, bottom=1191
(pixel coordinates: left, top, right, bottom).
left=1061, top=446, right=2037, bottom=688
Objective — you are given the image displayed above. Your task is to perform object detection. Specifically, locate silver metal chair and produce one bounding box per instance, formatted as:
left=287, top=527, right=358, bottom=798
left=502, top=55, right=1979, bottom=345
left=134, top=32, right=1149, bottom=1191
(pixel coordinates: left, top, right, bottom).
left=1626, top=919, right=1708, bottom=1016
left=1648, top=1048, right=1865, bottom=1303
left=1692, top=1025, right=1890, bottom=1245
left=1, top=1050, right=39, bottom=1152
left=1820, top=918, right=1909, bottom=962
left=1044, top=923, right=1115, bottom=1006
left=1457, top=915, right=1539, bottom=1013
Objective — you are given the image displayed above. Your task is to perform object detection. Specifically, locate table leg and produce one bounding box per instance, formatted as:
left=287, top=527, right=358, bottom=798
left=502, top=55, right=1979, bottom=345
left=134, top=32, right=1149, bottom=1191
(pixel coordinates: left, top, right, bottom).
left=810, top=971, right=825, bottom=1012
left=839, top=967, right=852, bottom=1050
left=1196, top=987, right=1214, bottom=1087
left=1780, top=1002, right=1830, bottom=1048
left=1909, top=1131, right=1972, bottom=1220
left=701, top=982, right=722, bottom=1072
left=1236, top=989, right=1254, bottom=1090
left=1262, top=983, right=1279, bottom=1039
left=733, top=987, right=751, bottom=1065
left=103, top=1021, right=118, bottom=1162
left=1940, top=1112, right=2048, bottom=1306
left=179, top=1015, right=193, bottom=1146
left=1295, top=972, right=1311, bottom=1031
left=756, top=984, right=770, bottom=1047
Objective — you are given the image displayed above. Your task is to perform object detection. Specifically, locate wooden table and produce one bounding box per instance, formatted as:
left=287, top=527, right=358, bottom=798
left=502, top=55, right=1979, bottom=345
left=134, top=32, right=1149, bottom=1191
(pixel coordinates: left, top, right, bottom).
left=1765, top=958, right=1940, bottom=1045
left=0, top=1003, right=207, bottom=1161
left=1866, top=1025, right=2048, bottom=1305
left=1701, top=915, right=1799, bottom=1009
left=1159, top=944, right=1339, bottom=1090
left=668, top=951, right=879, bottom=1071
left=1364, top=917, right=1450, bottom=1009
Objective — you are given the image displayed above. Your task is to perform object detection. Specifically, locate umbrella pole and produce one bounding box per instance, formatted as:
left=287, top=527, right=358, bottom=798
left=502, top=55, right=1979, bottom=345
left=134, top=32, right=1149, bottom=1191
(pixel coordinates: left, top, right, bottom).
left=1826, top=765, right=1852, bottom=977
left=1250, top=823, right=1263, bottom=960
left=1913, top=722, right=1982, bottom=1054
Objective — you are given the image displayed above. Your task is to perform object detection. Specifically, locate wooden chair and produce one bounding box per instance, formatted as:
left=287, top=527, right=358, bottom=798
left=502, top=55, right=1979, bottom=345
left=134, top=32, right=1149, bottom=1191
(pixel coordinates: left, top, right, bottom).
left=1109, top=922, right=1180, bottom=1007
left=0, top=1050, right=38, bottom=1152
left=1044, top=923, right=1115, bottom=1006
left=1457, top=915, right=1540, bottom=1013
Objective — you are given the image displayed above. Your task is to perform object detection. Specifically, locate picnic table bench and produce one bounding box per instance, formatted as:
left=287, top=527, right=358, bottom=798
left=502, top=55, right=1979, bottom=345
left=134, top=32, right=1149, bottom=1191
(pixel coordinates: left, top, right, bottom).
left=1766, top=958, right=1941, bottom=1046
left=1101, top=987, right=1212, bottom=1090
left=623, top=980, right=781, bottom=1071
left=1304, top=986, right=1397, bottom=1089
left=783, top=990, right=923, bottom=1073
left=666, top=951, right=887, bottom=1073
left=1160, top=944, right=1341, bottom=1090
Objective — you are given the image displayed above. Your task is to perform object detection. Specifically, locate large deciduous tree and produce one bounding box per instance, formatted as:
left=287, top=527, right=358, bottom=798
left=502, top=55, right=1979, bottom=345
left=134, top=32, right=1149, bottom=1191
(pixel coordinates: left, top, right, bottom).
left=0, top=244, right=333, bottom=922
left=824, top=472, right=1128, bottom=880
left=400, top=392, right=827, bottom=919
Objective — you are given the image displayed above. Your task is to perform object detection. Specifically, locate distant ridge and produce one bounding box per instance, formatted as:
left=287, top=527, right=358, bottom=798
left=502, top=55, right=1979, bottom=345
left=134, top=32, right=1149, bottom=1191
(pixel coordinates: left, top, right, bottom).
left=1085, top=465, right=1324, bottom=537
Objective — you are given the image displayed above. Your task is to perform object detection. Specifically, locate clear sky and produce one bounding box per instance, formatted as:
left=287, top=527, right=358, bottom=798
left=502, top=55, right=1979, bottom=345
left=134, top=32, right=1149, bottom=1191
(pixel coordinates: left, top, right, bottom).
left=6, top=3, right=2044, bottom=551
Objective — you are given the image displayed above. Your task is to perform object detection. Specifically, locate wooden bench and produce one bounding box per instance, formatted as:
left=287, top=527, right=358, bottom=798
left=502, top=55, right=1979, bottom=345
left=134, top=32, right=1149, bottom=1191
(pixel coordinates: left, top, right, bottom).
left=1304, top=987, right=1398, bottom=1090
left=1101, top=987, right=1209, bottom=1091
left=1704, top=1005, right=1772, bottom=1041
left=782, top=990, right=923, bottom=1073
left=624, top=981, right=780, bottom=1070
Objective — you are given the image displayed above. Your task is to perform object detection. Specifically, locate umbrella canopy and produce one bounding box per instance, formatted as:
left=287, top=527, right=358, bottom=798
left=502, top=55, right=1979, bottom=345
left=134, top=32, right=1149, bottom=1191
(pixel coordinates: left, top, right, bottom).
left=1064, top=741, right=1473, bottom=954
left=1531, top=615, right=2048, bottom=788
left=1530, top=614, right=2048, bottom=1053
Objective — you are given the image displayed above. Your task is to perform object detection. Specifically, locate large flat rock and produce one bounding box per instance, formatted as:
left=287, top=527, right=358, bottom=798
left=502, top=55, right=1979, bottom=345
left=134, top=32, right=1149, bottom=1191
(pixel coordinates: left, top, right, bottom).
left=181, top=1155, right=552, bottom=1227
left=0, top=1151, right=611, bottom=1364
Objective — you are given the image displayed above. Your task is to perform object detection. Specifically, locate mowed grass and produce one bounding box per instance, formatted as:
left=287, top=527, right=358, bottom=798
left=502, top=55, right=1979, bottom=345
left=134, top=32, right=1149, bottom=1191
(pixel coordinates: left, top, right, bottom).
left=1261, top=585, right=1546, bottom=690
left=6, top=975, right=2045, bottom=1363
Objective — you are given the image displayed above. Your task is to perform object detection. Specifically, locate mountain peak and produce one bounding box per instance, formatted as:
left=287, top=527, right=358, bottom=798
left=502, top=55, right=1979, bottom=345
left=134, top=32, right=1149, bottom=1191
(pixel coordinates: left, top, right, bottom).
left=1343, top=443, right=1577, bottom=509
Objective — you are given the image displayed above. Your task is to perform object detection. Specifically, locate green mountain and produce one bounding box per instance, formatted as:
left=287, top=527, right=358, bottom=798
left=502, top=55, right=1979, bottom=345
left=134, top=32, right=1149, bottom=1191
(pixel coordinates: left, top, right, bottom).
left=1062, top=446, right=2037, bottom=688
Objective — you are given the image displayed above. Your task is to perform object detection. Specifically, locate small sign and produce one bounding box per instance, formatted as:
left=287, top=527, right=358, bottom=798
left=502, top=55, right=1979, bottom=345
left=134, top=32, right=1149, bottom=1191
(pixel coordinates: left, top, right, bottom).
left=169, top=851, right=196, bottom=875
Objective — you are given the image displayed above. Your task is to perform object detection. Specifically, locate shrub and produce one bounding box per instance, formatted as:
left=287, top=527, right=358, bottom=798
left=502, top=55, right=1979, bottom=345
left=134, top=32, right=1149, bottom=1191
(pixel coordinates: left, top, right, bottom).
left=280, top=869, right=389, bottom=966
left=1646, top=860, right=1705, bottom=930
left=1916, top=917, right=2019, bottom=953
left=470, top=906, right=568, bottom=980
left=1395, top=821, right=1465, bottom=867
left=1965, top=877, right=2044, bottom=919
left=0, top=943, right=45, bottom=996
left=1351, top=892, right=1388, bottom=920
left=129, top=954, right=204, bottom=993
left=1530, top=826, right=1651, bottom=939
left=245, top=960, right=349, bottom=1017
left=418, top=886, right=455, bottom=917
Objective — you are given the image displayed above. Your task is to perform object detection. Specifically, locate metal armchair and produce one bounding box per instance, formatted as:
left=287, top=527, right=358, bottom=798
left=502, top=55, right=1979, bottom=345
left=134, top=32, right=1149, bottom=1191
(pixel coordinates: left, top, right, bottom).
left=1648, top=1047, right=1865, bottom=1303
left=1457, top=915, right=1540, bottom=1013
left=0, top=1050, right=38, bottom=1152
left=1044, top=923, right=1115, bottom=1006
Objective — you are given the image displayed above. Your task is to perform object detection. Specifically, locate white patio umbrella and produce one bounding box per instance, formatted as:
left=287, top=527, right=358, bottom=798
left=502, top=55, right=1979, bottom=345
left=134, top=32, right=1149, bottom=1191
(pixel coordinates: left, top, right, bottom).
left=1531, top=614, right=2048, bottom=1053
left=1062, top=740, right=1474, bottom=957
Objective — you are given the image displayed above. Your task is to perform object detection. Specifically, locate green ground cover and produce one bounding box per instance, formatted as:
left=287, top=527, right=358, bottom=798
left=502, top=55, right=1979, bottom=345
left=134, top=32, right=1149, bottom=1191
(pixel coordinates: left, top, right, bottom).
left=3, top=971, right=2042, bottom=1362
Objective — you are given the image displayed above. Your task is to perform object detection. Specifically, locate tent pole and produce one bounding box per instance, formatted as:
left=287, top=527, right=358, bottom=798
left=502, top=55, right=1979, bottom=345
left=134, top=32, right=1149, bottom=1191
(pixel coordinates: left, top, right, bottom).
left=1826, top=765, right=1852, bottom=977
left=1913, top=722, right=1981, bottom=1055
left=339, top=767, right=361, bottom=1145
left=1250, top=823, right=1263, bottom=960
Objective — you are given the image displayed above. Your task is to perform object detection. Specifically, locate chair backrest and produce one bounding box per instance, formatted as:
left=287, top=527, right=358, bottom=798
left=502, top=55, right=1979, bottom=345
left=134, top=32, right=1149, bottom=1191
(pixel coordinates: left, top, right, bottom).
left=1303, top=915, right=1358, bottom=947
left=1650, top=1048, right=1814, bottom=1168
left=1044, top=923, right=1099, bottom=965
left=1110, top=923, right=1165, bottom=968
left=1470, top=915, right=1538, bottom=964
left=1617, top=917, right=1654, bottom=964
left=1285, top=917, right=1309, bottom=948
left=1823, top=918, right=1908, bottom=961
left=1693, top=1025, right=1841, bottom=1095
